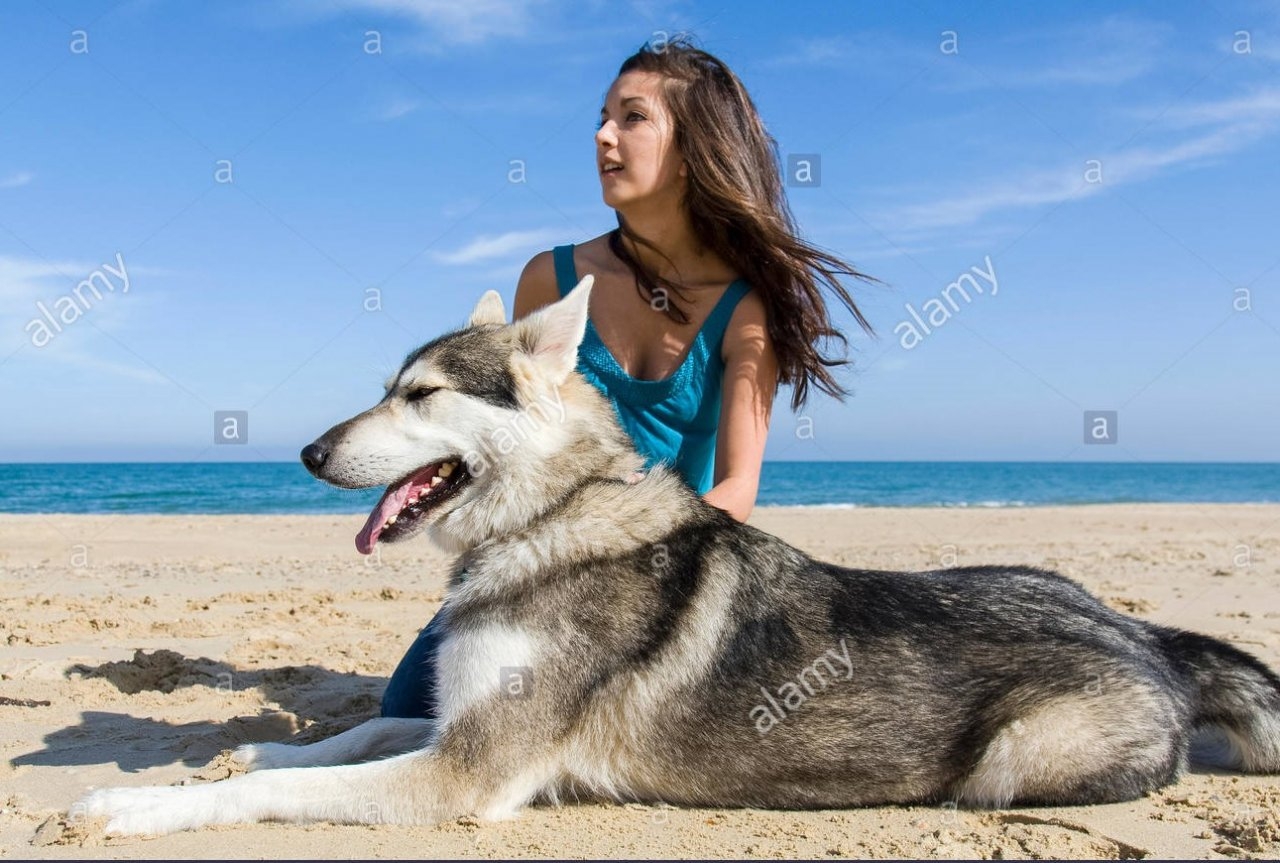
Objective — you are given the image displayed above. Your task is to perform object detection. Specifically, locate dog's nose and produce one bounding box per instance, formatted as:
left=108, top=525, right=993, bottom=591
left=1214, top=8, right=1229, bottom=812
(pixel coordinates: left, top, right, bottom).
left=300, top=442, right=329, bottom=476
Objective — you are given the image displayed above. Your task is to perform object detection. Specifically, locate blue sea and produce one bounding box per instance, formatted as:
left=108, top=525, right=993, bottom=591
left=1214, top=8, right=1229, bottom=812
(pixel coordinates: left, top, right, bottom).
left=0, top=462, right=1276, bottom=514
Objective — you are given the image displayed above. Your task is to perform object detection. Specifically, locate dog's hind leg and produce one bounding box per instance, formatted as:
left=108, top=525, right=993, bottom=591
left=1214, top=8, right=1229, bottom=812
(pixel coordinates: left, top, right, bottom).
left=232, top=717, right=436, bottom=770
left=954, top=687, right=1185, bottom=807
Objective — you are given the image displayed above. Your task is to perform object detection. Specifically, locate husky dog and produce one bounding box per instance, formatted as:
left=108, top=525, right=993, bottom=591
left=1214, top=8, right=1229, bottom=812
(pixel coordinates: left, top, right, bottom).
left=80, top=277, right=1280, bottom=836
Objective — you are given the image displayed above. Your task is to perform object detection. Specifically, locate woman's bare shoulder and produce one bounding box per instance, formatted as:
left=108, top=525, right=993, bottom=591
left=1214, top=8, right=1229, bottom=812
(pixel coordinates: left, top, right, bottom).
left=513, top=250, right=559, bottom=319
left=514, top=234, right=620, bottom=319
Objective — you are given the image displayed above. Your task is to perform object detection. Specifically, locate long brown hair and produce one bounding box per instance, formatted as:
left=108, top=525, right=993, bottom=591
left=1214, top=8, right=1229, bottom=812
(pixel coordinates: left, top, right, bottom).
left=607, top=35, right=879, bottom=410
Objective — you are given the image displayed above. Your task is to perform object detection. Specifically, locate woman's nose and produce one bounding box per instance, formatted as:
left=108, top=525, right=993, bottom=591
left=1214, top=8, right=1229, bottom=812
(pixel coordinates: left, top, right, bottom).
left=595, top=120, right=616, bottom=147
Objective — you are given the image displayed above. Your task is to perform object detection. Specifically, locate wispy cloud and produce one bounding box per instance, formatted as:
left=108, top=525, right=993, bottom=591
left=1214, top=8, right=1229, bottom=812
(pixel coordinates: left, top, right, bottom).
left=283, top=0, right=547, bottom=46
left=1, top=171, right=34, bottom=189
left=371, top=96, right=421, bottom=121
left=763, top=33, right=930, bottom=72
left=433, top=228, right=563, bottom=265
left=876, top=86, right=1280, bottom=232
left=879, top=165, right=1098, bottom=233
left=766, top=16, right=1170, bottom=88
left=431, top=92, right=567, bottom=115
left=36, top=345, right=171, bottom=385
left=1014, top=15, right=1170, bottom=86
left=767, top=36, right=854, bottom=67
left=0, top=254, right=166, bottom=383
left=1145, top=86, right=1280, bottom=128
left=937, top=15, right=1173, bottom=91
left=0, top=255, right=102, bottom=292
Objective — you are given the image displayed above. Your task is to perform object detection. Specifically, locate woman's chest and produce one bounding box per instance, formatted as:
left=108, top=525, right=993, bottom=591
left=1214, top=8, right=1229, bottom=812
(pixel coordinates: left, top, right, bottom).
left=587, top=276, right=730, bottom=382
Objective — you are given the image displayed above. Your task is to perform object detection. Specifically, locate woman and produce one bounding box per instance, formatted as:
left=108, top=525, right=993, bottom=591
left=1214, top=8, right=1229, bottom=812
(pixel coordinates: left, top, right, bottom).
left=380, top=36, right=876, bottom=718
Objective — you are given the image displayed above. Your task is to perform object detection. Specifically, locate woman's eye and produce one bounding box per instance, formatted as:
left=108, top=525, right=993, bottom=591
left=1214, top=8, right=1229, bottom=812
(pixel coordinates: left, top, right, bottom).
left=597, top=112, right=645, bottom=129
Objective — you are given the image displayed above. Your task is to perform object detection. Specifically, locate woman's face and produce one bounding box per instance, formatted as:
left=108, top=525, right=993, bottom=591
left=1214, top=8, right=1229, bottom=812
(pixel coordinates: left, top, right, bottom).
left=596, top=70, right=686, bottom=211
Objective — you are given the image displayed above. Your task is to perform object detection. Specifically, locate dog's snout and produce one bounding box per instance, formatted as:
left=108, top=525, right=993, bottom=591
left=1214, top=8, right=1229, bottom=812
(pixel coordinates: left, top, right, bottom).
left=300, top=442, right=330, bottom=476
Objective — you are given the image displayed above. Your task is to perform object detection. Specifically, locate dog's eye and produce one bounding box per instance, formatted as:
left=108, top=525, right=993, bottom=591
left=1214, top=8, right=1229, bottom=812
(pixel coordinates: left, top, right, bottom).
left=405, top=387, right=439, bottom=403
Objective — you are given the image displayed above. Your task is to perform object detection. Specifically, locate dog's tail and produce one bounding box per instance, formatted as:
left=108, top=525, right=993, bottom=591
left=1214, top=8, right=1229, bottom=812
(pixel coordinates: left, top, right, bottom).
left=1158, top=627, right=1280, bottom=772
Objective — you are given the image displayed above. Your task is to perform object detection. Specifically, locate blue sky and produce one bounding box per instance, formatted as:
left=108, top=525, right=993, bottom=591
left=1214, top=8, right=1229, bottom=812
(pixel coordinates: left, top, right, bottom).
left=1, top=0, right=1277, bottom=462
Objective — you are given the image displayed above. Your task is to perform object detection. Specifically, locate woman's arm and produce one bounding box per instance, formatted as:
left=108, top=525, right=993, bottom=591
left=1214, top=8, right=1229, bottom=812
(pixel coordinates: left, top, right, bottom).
left=705, top=292, right=778, bottom=523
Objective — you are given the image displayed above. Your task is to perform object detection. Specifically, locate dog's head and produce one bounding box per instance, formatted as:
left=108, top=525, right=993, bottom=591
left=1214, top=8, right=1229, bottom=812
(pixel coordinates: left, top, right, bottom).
left=302, top=275, right=644, bottom=554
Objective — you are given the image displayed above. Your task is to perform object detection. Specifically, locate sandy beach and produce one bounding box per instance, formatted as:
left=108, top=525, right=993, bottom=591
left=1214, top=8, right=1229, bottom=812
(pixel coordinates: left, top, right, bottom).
left=2, top=504, right=1278, bottom=859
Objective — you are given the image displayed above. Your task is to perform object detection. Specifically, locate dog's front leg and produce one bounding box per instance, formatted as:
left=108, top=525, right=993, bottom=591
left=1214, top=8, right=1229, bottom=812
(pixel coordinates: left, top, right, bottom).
left=79, top=722, right=559, bottom=835
left=234, top=717, right=437, bottom=770
left=79, top=750, right=422, bottom=835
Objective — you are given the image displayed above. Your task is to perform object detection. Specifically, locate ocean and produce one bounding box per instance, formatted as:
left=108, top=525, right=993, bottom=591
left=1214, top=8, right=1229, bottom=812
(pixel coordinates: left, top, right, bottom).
left=0, top=461, right=1276, bottom=514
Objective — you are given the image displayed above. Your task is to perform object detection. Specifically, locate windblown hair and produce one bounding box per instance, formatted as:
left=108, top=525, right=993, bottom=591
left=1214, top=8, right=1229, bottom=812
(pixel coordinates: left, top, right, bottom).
left=608, top=35, right=879, bottom=410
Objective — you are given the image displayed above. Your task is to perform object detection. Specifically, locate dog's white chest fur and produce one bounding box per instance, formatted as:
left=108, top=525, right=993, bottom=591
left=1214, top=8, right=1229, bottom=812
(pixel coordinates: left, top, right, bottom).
left=435, top=623, right=538, bottom=723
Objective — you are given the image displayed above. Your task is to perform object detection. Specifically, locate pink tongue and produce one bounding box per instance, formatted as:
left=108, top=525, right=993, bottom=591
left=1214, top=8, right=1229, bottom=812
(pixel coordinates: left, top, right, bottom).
left=355, top=478, right=417, bottom=555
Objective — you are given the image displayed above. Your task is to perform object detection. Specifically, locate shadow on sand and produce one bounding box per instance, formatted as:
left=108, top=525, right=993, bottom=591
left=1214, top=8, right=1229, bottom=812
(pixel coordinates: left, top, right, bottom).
left=10, top=649, right=389, bottom=772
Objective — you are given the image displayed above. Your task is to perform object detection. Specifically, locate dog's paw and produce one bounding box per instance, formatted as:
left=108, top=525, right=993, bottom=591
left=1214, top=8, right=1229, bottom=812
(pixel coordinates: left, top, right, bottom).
left=231, top=741, right=302, bottom=771
left=77, top=786, right=207, bottom=836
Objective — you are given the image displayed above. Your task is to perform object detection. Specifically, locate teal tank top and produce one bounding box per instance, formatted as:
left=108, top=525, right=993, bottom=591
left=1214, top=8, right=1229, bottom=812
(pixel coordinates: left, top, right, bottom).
left=553, top=244, right=752, bottom=495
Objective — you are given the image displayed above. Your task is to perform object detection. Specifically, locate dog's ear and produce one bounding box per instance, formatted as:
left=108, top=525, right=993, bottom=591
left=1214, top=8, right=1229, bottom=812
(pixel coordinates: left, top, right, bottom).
left=468, top=290, right=507, bottom=327
left=512, top=275, right=593, bottom=383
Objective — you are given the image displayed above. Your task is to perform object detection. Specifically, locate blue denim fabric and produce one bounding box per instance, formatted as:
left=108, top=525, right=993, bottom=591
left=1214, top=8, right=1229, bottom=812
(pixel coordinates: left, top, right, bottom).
left=379, top=611, right=446, bottom=719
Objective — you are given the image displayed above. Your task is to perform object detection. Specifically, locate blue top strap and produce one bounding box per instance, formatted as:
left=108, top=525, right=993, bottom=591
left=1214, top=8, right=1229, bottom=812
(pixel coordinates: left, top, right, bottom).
left=553, top=245, right=577, bottom=299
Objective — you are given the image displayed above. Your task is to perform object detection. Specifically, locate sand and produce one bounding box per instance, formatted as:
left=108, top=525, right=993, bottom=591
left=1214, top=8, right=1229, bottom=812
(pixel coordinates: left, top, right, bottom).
left=1, top=504, right=1278, bottom=859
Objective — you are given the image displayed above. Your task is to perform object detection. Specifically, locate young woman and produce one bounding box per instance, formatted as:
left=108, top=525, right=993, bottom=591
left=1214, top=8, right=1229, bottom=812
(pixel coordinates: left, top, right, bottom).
left=379, top=36, right=875, bottom=718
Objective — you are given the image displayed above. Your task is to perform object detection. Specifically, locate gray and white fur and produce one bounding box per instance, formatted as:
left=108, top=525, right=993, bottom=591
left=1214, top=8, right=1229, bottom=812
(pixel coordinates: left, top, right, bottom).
left=79, top=277, right=1280, bottom=835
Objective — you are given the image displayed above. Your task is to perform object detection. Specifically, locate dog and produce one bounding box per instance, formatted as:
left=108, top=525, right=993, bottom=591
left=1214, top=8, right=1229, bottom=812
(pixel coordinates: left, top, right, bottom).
left=79, top=276, right=1280, bottom=835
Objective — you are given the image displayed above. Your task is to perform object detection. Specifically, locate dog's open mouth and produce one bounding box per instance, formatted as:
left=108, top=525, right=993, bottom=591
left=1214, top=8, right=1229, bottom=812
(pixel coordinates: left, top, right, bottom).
left=355, top=458, right=470, bottom=554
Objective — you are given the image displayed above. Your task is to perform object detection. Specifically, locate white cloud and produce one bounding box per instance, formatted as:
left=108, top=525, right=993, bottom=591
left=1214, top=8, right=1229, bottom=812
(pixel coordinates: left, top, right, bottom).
left=1010, top=15, right=1170, bottom=86
left=372, top=96, right=421, bottom=121
left=876, top=86, right=1280, bottom=232
left=880, top=165, right=1099, bottom=233
left=285, top=0, right=546, bottom=46
left=0, top=171, right=34, bottom=189
left=934, top=15, right=1173, bottom=92
left=0, top=256, right=101, bottom=297
left=763, top=33, right=930, bottom=72
left=0, top=254, right=166, bottom=382
left=1145, top=86, right=1280, bottom=129
left=433, top=228, right=564, bottom=265
left=767, top=36, right=857, bottom=67
left=767, top=16, right=1170, bottom=87
left=34, top=344, right=171, bottom=385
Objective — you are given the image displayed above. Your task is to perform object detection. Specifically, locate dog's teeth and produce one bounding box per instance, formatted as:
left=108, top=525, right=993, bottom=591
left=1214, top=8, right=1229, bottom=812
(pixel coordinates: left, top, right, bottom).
left=430, top=476, right=443, bottom=487
left=386, top=515, right=397, bottom=526
left=438, top=462, right=454, bottom=478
